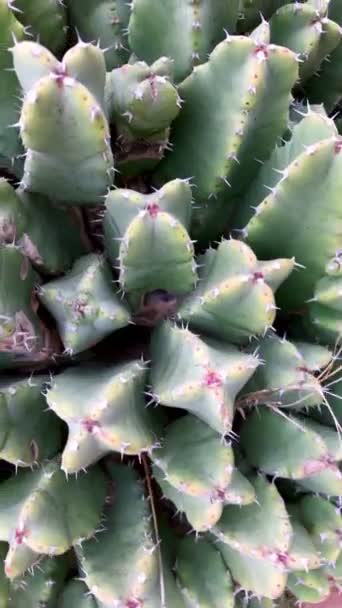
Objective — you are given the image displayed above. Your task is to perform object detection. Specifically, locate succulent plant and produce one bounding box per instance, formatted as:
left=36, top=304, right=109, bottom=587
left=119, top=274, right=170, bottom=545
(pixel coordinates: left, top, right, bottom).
left=0, top=1, right=341, bottom=606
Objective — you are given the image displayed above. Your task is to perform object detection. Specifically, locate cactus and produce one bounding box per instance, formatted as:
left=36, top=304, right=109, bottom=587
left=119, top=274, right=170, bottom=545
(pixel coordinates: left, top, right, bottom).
left=238, top=1, right=290, bottom=32
left=269, top=2, right=341, bottom=84
left=0, top=374, right=61, bottom=468
left=58, top=580, right=106, bottom=608
left=12, top=40, right=114, bottom=205
left=77, top=463, right=165, bottom=607
left=0, top=0, right=26, bottom=175
left=128, top=0, right=240, bottom=83
left=0, top=458, right=107, bottom=578
left=46, top=360, right=161, bottom=473
left=105, top=59, right=181, bottom=175
left=240, top=408, right=342, bottom=495
left=175, top=536, right=234, bottom=607
left=304, top=0, right=342, bottom=112
left=11, top=0, right=68, bottom=56
left=239, top=333, right=326, bottom=408
left=287, top=568, right=331, bottom=604
left=177, top=239, right=294, bottom=343
left=233, top=111, right=342, bottom=310
left=8, top=555, right=69, bottom=607
left=38, top=254, right=131, bottom=354
left=149, top=321, right=259, bottom=434
left=0, top=247, right=57, bottom=369
left=68, top=0, right=131, bottom=71
left=155, top=35, right=298, bottom=242
left=152, top=414, right=234, bottom=499
left=104, top=180, right=197, bottom=308
left=0, top=3, right=342, bottom=606
left=0, top=178, right=89, bottom=274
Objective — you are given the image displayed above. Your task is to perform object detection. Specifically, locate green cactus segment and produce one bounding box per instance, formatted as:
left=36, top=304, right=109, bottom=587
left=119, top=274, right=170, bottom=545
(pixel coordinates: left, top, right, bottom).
left=106, top=60, right=180, bottom=137
left=296, top=467, right=342, bottom=499
left=0, top=459, right=106, bottom=578
left=286, top=568, right=330, bottom=604
left=68, top=0, right=131, bottom=71
left=16, top=189, right=89, bottom=274
left=305, top=272, right=342, bottom=344
left=0, top=247, right=54, bottom=369
left=0, top=179, right=26, bottom=245
left=244, top=135, right=342, bottom=309
left=177, top=240, right=294, bottom=343
left=150, top=321, right=258, bottom=434
left=311, top=366, right=342, bottom=429
left=128, top=0, right=240, bottom=83
left=293, top=341, right=332, bottom=372
left=47, top=361, right=160, bottom=473
left=269, top=2, right=341, bottom=83
left=238, top=1, right=290, bottom=31
left=39, top=254, right=130, bottom=355
left=0, top=375, right=61, bottom=467
left=105, top=59, right=180, bottom=174
left=153, top=463, right=223, bottom=531
left=217, top=542, right=287, bottom=599
left=306, top=39, right=342, bottom=113
left=213, top=476, right=292, bottom=562
left=0, top=181, right=88, bottom=274
left=329, top=0, right=342, bottom=24
left=286, top=514, right=321, bottom=572
left=233, top=111, right=337, bottom=229
left=9, top=555, right=69, bottom=608
left=58, top=580, right=103, bottom=608
left=0, top=0, right=26, bottom=174
left=77, top=464, right=160, bottom=607
left=13, top=40, right=107, bottom=108
left=11, top=0, right=67, bottom=55
left=323, top=550, right=342, bottom=585
left=104, top=180, right=196, bottom=304
left=11, top=40, right=60, bottom=95
left=19, top=70, right=114, bottom=205
left=242, top=334, right=324, bottom=408
left=224, top=469, right=256, bottom=506
left=0, top=544, right=9, bottom=606
left=156, top=36, right=298, bottom=242
left=240, top=408, right=342, bottom=482
left=298, top=495, right=342, bottom=563
left=152, top=414, right=233, bottom=500
left=175, top=537, right=234, bottom=608
left=250, top=18, right=271, bottom=45
left=63, top=43, right=107, bottom=109
left=301, top=417, right=342, bottom=461
left=235, top=597, right=275, bottom=608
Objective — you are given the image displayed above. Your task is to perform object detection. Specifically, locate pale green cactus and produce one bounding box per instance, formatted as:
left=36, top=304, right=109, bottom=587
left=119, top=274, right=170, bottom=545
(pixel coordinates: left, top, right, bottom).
left=0, top=3, right=341, bottom=605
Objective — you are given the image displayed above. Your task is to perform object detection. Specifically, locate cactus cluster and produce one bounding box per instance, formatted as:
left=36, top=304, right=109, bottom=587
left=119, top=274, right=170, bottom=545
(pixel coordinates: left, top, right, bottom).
left=0, top=0, right=342, bottom=606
